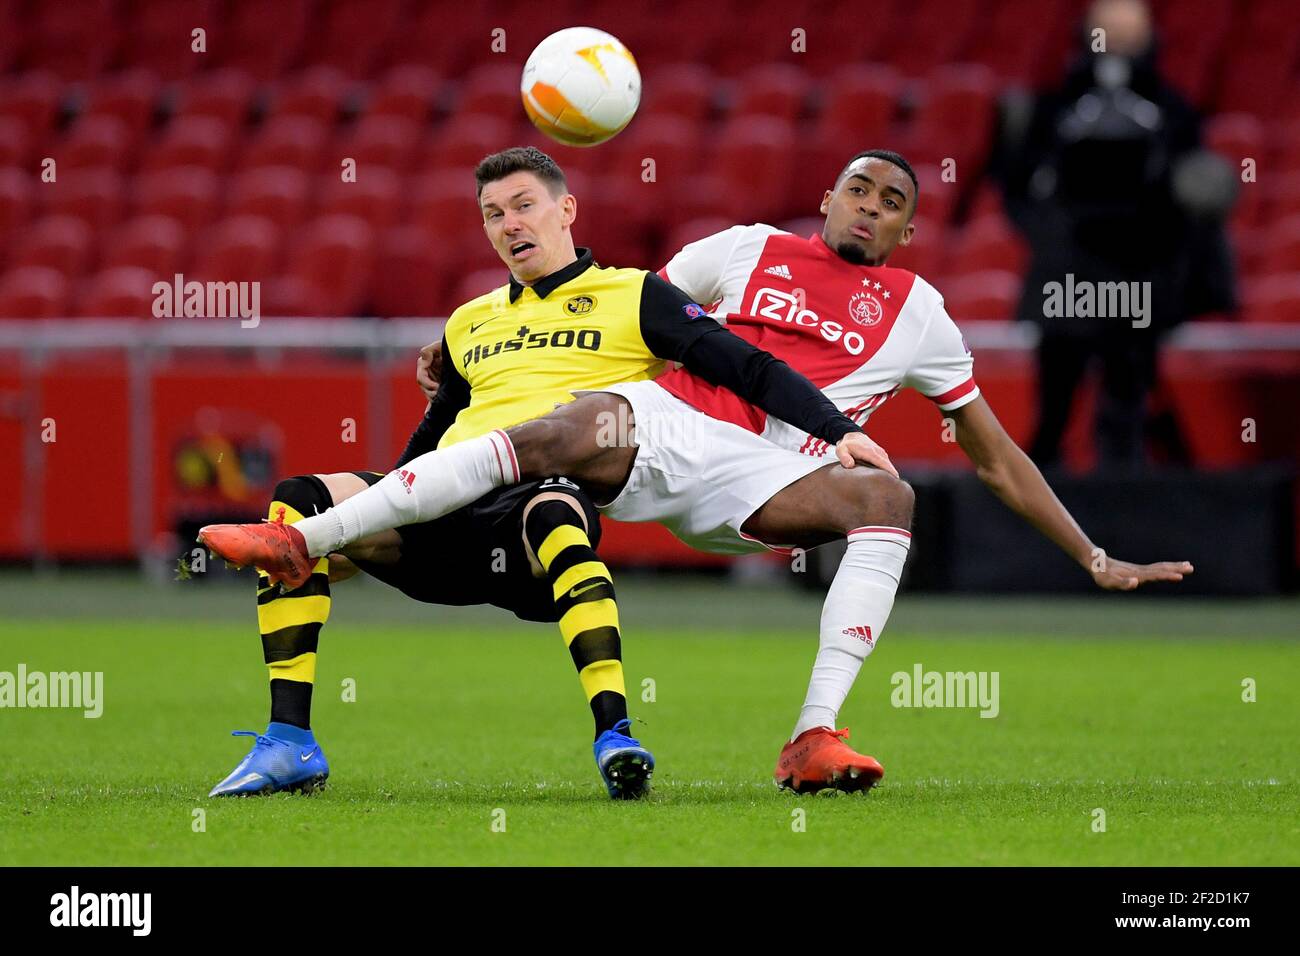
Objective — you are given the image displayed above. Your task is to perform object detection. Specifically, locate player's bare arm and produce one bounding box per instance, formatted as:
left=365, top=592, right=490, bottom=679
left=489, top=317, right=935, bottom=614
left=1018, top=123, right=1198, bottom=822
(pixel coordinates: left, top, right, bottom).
left=949, top=396, right=1193, bottom=590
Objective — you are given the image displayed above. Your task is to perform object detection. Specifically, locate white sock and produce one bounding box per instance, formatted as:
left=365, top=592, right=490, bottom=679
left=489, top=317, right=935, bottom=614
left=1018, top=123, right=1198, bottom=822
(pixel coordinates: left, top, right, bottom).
left=791, top=527, right=911, bottom=740
left=294, top=430, right=519, bottom=556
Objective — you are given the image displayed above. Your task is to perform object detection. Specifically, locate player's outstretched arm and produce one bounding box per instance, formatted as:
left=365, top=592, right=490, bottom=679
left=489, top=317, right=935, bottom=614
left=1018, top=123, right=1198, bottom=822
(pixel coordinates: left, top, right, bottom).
left=948, top=397, right=1193, bottom=591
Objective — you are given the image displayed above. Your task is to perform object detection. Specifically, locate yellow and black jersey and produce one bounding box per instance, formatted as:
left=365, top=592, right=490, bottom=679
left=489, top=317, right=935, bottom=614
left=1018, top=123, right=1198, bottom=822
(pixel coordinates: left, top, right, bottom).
left=397, top=248, right=860, bottom=463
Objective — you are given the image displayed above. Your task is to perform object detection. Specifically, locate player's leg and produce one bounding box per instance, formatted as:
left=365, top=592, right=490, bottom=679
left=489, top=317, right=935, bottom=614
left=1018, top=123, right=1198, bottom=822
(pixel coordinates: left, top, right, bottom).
left=742, top=464, right=915, bottom=793
left=519, top=485, right=653, bottom=799
left=209, top=471, right=397, bottom=797
left=200, top=395, right=637, bottom=583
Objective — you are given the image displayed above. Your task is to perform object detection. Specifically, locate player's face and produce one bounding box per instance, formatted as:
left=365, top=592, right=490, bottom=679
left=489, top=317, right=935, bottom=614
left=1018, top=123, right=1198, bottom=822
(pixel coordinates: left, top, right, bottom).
left=479, top=171, right=578, bottom=284
left=819, top=158, right=915, bottom=267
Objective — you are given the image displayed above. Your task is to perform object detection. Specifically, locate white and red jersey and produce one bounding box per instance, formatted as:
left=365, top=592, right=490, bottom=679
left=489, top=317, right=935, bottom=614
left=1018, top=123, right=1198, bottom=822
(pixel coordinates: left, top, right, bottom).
left=656, top=224, right=979, bottom=456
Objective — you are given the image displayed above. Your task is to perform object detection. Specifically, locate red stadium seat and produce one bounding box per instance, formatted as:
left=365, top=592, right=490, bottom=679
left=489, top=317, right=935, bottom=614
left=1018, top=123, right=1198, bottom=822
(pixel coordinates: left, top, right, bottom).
left=410, top=171, right=489, bottom=249
left=218, top=0, right=310, bottom=80
left=262, top=276, right=328, bottom=317
left=0, top=168, right=35, bottom=263
left=173, top=69, right=256, bottom=126
left=143, top=116, right=237, bottom=173
left=452, top=267, right=510, bottom=308
left=903, top=65, right=997, bottom=171
left=1267, top=172, right=1300, bottom=222
left=77, top=266, right=157, bottom=318
left=707, top=117, right=797, bottom=220
left=940, top=270, right=1022, bottom=322
left=639, top=64, right=717, bottom=124
left=57, top=116, right=134, bottom=172
left=576, top=176, right=653, bottom=269
left=242, top=117, right=330, bottom=174
left=102, top=215, right=187, bottom=277
left=133, top=167, right=221, bottom=232
left=1201, top=113, right=1263, bottom=170
left=0, top=266, right=70, bottom=318
left=0, top=117, right=30, bottom=169
left=27, top=0, right=115, bottom=79
left=14, top=216, right=96, bottom=278
left=1243, top=273, right=1300, bottom=323
left=892, top=0, right=980, bottom=76
left=307, top=0, right=401, bottom=74
left=372, top=225, right=447, bottom=317
left=947, top=214, right=1028, bottom=276
left=191, top=215, right=282, bottom=284
left=803, top=66, right=903, bottom=187
left=317, top=169, right=403, bottom=232
left=366, top=65, right=443, bottom=123
left=84, top=69, right=162, bottom=139
left=611, top=114, right=704, bottom=185
left=284, top=215, right=375, bottom=317
left=189, top=217, right=282, bottom=287
left=341, top=115, right=421, bottom=175
left=227, top=167, right=312, bottom=230
left=43, top=168, right=125, bottom=232
left=120, top=0, right=215, bottom=79
left=660, top=219, right=736, bottom=271
left=418, top=113, right=517, bottom=174
left=457, top=64, right=526, bottom=118
left=1261, top=216, right=1300, bottom=274
left=884, top=216, right=947, bottom=284
left=731, top=64, right=813, bottom=123
left=777, top=217, right=825, bottom=241
left=267, top=66, right=355, bottom=123
left=0, top=72, right=62, bottom=138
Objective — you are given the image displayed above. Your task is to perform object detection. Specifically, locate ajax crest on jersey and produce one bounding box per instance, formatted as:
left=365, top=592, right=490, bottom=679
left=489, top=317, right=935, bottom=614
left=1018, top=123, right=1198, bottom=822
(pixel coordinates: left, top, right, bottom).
left=521, top=27, right=641, bottom=147
left=848, top=289, right=884, bottom=327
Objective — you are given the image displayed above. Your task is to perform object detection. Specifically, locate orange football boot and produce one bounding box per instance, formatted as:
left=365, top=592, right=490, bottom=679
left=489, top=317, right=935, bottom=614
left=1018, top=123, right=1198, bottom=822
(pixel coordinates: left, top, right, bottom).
left=198, top=507, right=315, bottom=590
left=773, top=726, right=884, bottom=795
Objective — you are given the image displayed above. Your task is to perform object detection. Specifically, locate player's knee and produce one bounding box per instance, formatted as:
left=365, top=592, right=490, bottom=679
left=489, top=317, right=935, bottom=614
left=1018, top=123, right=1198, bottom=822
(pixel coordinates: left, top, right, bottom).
left=845, top=469, right=914, bottom=531
left=271, top=475, right=332, bottom=515
left=523, top=494, right=589, bottom=551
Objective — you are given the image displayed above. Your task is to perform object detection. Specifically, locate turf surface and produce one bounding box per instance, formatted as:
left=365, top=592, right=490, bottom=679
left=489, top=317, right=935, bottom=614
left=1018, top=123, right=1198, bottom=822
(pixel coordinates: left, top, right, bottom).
left=1, top=574, right=1296, bottom=865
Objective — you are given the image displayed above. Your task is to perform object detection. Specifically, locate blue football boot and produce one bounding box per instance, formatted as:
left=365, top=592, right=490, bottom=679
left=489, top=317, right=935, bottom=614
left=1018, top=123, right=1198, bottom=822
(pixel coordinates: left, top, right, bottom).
left=593, top=718, right=654, bottom=799
left=208, top=722, right=329, bottom=797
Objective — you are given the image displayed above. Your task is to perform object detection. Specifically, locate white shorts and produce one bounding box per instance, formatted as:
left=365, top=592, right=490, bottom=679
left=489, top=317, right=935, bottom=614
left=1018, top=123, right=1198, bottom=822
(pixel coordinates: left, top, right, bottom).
left=590, top=380, right=830, bottom=555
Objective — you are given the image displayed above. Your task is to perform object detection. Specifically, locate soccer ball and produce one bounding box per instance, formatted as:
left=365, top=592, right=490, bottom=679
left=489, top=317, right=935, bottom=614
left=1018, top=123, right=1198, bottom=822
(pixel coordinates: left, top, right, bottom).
left=520, top=27, right=641, bottom=147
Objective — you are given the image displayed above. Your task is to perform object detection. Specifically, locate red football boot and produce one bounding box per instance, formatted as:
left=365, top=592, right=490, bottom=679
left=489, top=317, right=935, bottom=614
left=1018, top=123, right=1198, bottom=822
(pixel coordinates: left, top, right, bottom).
left=773, top=726, right=884, bottom=795
left=198, top=507, right=315, bottom=590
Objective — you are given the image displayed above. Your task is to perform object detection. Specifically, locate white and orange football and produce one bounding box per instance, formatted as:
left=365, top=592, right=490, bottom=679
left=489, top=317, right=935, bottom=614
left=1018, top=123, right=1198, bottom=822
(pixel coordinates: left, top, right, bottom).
left=520, top=27, right=641, bottom=147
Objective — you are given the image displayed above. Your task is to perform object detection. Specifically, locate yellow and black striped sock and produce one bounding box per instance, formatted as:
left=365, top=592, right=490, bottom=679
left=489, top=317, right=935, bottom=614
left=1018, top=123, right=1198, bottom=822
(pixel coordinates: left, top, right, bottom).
left=257, top=476, right=332, bottom=730
left=525, top=500, right=627, bottom=738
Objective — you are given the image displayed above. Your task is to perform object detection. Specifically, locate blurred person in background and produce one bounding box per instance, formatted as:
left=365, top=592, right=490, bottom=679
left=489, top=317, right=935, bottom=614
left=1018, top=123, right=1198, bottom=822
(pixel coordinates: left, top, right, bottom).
left=993, top=0, right=1236, bottom=468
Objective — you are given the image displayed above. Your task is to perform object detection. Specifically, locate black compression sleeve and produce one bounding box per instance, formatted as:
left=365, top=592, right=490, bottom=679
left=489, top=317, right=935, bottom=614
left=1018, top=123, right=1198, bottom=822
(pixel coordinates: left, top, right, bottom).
left=637, top=272, right=862, bottom=445
left=395, top=337, right=471, bottom=467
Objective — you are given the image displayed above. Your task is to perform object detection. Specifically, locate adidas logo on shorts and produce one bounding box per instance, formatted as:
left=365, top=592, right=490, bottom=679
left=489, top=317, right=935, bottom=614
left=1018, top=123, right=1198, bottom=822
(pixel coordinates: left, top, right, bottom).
left=763, top=264, right=793, bottom=280
left=396, top=469, right=416, bottom=492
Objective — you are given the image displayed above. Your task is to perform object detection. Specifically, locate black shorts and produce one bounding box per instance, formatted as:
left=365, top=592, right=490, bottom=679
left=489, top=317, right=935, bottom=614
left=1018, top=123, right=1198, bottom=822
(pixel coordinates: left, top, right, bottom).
left=346, top=473, right=603, bottom=623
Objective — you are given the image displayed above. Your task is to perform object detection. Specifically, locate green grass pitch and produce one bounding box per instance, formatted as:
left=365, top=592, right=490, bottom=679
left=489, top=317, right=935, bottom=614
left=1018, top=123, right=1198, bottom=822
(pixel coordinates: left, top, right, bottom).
left=1, top=574, right=1296, bottom=866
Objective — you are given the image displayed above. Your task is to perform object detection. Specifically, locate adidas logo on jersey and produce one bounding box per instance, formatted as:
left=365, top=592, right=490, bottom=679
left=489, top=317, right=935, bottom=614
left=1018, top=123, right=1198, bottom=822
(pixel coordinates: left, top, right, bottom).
left=763, top=264, right=793, bottom=280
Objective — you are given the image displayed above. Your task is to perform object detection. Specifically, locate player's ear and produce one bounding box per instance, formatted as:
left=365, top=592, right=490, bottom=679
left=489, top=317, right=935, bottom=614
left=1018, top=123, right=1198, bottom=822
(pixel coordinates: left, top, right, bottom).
left=898, top=220, right=915, bottom=247
left=819, top=189, right=833, bottom=215
left=560, top=192, right=577, bottom=228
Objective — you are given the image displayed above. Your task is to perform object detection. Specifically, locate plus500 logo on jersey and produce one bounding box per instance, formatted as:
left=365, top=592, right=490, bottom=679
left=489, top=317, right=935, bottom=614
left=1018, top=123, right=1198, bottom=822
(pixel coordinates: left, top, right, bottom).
left=465, top=327, right=603, bottom=367
left=750, top=287, right=869, bottom=356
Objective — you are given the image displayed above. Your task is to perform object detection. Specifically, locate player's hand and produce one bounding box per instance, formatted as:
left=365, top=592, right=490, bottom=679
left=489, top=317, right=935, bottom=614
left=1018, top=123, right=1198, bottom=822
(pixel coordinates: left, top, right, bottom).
left=1089, top=553, right=1194, bottom=591
left=835, top=431, right=898, bottom=477
left=416, top=339, right=442, bottom=400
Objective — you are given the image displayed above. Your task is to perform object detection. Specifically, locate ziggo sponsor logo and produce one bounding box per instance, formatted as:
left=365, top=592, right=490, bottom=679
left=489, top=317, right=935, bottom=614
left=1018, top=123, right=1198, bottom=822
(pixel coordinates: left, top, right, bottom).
left=750, top=287, right=870, bottom=355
